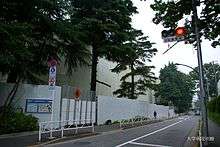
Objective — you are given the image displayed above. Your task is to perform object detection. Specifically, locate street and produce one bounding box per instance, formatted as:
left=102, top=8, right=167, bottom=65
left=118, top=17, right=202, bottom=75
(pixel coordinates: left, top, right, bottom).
left=47, top=116, right=199, bottom=147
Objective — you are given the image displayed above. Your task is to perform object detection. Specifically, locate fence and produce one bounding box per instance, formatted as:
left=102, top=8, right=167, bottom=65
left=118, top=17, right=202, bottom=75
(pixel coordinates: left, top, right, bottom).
left=39, top=119, right=94, bottom=141
left=38, top=85, right=96, bottom=141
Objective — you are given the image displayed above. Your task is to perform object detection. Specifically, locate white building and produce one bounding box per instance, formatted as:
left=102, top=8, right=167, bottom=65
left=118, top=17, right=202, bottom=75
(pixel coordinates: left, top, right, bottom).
left=55, top=57, right=156, bottom=103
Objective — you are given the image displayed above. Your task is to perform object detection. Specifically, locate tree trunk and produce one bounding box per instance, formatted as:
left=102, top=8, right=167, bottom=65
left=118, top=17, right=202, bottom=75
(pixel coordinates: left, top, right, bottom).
left=1, top=78, right=20, bottom=115
left=90, top=45, right=98, bottom=92
left=7, top=70, right=18, bottom=83
left=90, top=44, right=98, bottom=125
left=5, top=78, right=20, bottom=105
left=131, top=63, right=135, bottom=99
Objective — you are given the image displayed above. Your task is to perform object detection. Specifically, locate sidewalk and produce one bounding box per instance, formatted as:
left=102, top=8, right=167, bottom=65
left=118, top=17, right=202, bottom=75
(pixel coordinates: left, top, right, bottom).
left=0, top=118, right=171, bottom=147
left=207, top=119, right=220, bottom=147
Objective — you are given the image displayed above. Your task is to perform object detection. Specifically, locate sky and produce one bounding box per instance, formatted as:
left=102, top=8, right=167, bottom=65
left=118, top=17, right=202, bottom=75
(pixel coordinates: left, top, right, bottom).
left=131, top=0, right=220, bottom=77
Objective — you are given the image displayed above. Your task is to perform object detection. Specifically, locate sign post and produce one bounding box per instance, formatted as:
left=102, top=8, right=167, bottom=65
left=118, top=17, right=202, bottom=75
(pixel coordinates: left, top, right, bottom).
left=48, top=59, right=57, bottom=139
left=73, top=88, right=81, bottom=122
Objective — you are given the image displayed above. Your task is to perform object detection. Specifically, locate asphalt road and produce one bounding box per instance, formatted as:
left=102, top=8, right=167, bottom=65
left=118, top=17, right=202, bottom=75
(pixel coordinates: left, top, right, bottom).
left=47, top=115, right=199, bottom=147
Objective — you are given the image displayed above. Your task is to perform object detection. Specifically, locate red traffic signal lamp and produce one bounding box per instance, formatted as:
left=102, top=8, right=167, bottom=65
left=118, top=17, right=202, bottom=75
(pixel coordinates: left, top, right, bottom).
left=175, top=27, right=187, bottom=37
left=161, top=27, right=188, bottom=42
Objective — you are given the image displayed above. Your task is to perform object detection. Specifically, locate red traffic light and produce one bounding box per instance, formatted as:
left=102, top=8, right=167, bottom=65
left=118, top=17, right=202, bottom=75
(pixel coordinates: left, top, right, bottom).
left=175, top=27, right=187, bottom=36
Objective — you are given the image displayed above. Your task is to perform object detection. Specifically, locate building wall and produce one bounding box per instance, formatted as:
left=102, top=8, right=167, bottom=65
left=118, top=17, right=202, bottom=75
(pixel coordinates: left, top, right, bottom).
left=55, top=57, right=155, bottom=103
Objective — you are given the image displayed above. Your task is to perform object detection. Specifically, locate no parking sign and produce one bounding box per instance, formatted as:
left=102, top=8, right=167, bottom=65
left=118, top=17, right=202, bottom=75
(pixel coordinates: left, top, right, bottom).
left=48, top=59, right=57, bottom=91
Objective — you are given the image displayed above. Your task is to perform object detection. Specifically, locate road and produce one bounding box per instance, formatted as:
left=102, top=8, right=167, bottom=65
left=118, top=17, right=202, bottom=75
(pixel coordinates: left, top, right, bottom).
left=47, top=116, right=199, bottom=147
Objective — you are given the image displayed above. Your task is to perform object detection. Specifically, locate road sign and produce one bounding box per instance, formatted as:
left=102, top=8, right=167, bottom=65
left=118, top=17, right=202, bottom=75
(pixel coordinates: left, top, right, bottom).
left=48, top=59, right=57, bottom=91
left=48, top=66, right=56, bottom=90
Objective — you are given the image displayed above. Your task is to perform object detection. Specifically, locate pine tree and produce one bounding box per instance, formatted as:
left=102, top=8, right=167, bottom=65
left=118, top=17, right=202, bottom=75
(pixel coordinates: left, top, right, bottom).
left=112, top=29, right=157, bottom=99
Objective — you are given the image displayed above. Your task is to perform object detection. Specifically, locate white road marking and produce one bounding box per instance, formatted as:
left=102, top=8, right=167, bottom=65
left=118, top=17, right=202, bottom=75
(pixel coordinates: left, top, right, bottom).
left=129, top=142, right=172, bottom=147
left=115, top=119, right=186, bottom=147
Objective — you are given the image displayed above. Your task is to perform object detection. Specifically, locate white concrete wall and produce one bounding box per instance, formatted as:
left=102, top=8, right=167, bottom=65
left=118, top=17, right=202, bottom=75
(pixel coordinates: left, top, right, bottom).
left=97, top=96, right=176, bottom=124
left=0, top=83, right=176, bottom=125
left=0, top=83, right=62, bottom=123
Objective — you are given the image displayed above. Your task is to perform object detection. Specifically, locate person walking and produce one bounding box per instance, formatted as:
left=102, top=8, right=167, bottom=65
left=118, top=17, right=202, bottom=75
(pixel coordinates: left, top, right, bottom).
left=154, top=111, right=157, bottom=119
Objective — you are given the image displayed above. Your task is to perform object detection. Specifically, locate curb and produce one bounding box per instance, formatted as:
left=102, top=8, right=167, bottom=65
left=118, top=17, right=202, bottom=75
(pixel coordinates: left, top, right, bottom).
left=28, top=132, right=99, bottom=147
left=0, top=131, right=38, bottom=139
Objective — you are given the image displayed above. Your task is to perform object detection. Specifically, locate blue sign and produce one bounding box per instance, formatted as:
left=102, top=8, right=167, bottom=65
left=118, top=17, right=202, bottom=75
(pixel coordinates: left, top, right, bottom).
left=25, top=99, right=52, bottom=113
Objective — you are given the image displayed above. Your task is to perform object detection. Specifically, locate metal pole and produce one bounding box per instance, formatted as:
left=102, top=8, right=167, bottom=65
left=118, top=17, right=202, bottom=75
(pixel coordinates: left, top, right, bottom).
left=85, top=91, right=88, bottom=124
left=95, top=95, right=98, bottom=125
left=50, top=90, right=55, bottom=139
left=90, top=91, right=93, bottom=124
left=73, top=99, right=76, bottom=121
left=192, top=0, right=209, bottom=145
left=79, top=100, right=83, bottom=124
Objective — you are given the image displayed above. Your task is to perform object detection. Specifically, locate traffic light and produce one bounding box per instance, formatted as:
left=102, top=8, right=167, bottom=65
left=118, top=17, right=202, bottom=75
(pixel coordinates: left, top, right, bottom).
left=161, top=27, right=187, bottom=43
left=175, top=27, right=187, bottom=37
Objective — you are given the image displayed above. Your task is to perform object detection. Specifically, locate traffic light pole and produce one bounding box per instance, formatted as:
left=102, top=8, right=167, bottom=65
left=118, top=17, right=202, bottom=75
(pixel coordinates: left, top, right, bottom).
left=192, top=0, right=209, bottom=145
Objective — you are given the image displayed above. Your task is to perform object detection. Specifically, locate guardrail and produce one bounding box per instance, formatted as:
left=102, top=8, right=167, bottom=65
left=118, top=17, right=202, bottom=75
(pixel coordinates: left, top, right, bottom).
left=39, top=119, right=94, bottom=141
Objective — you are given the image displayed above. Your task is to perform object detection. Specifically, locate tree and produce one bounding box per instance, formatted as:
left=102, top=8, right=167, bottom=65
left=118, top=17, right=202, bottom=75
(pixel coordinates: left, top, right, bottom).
left=150, top=0, right=220, bottom=47
left=69, top=0, right=137, bottom=92
left=0, top=0, right=90, bottom=108
left=155, top=63, right=195, bottom=113
left=189, top=62, right=220, bottom=97
left=112, top=29, right=157, bottom=99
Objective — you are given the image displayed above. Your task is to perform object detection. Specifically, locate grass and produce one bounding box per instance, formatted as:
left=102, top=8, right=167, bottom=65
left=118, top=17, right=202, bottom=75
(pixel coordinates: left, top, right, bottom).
left=208, top=111, right=220, bottom=125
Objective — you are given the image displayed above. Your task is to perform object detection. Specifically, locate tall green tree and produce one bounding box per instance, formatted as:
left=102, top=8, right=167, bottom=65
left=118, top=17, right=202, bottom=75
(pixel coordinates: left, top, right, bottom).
left=189, top=62, right=220, bottom=97
left=155, top=63, right=195, bottom=113
left=0, top=0, right=90, bottom=107
left=150, top=0, right=220, bottom=47
left=0, top=0, right=90, bottom=83
left=112, top=29, right=157, bottom=99
left=69, top=0, right=137, bottom=92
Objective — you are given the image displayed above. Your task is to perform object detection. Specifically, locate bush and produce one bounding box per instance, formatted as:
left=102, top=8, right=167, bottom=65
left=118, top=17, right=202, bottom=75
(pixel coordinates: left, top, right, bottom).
left=0, top=108, right=38, bottom=135
left=208, top=96, right=220, bottom=113
left=112, top=120, right=120, bottom=124
left=207, top=96, right=220, bottom=125
left=104, top=120, right=112, bottom=125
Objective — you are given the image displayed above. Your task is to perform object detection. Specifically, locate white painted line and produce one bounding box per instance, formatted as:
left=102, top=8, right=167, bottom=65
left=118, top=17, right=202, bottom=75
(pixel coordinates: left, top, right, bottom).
left=115, top=120, right=184, bottom=147
left=129, top=142, right=172, bottom=147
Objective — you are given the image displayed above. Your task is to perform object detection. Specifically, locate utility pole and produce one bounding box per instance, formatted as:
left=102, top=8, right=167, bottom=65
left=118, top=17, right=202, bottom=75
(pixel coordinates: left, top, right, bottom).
left=192, top=0, right=209, bottom=145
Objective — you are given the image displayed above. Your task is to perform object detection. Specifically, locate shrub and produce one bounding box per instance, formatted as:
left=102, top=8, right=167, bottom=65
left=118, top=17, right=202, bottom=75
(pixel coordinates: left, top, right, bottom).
left=112, top=120, right=120, bottom=124
left=208, top=96, right=220, bottom=113
left=0, top=108, right=38, bottom=135
left=104, top=120, right=112, bottom=125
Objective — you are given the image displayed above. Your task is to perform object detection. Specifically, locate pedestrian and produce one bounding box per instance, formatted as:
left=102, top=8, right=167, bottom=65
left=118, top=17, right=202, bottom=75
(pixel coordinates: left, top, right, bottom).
left=154, top=111, right=157, bottom=119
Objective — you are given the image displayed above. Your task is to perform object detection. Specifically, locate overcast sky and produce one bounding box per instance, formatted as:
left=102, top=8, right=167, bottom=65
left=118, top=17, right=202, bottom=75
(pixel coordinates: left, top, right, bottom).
left=131, top=0, right=220, bottom=77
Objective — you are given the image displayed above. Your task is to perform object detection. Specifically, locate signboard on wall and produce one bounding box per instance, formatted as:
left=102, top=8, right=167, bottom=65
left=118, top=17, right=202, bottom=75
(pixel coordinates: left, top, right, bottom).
left=25, top=99, right=52, bottom=113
